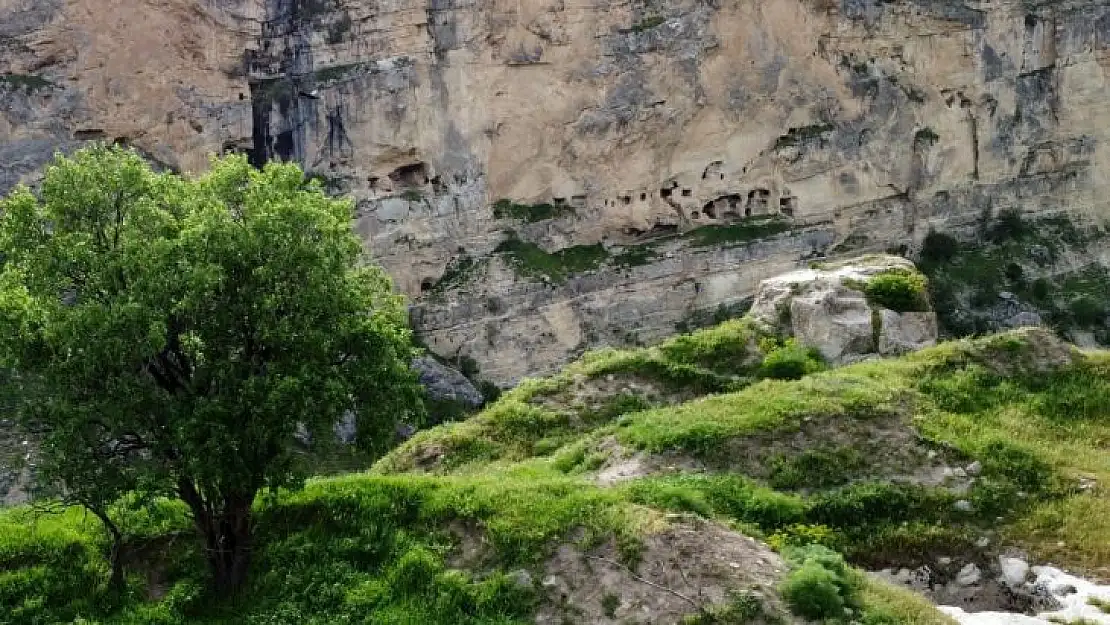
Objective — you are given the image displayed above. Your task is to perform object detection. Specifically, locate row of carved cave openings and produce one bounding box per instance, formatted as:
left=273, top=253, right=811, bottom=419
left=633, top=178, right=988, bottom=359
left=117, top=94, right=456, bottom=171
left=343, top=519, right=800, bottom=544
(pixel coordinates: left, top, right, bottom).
left=596, top=185, right=796, bottom=219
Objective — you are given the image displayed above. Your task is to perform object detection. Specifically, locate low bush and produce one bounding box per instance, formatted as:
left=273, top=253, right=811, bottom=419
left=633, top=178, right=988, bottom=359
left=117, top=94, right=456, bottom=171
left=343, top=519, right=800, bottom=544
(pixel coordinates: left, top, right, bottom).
left=863, top=269, right=929, bottom=313
left=780, top=545, right=861, bottom=621
left=758, top=338, right=825, bottom=381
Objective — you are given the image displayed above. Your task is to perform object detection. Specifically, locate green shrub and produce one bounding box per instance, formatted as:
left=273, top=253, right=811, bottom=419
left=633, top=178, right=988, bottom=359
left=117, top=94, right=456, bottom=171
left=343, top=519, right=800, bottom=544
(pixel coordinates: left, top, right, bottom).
left=1070, top=295, right=1106, bottom=326
left=622, top=475, right=806, bottom=528
left=781, top=545, right=860, bottom=620
left=495, top=232, right=608, bottom=283
left=682, top=592, right=768, bottom=624
left=766, top=523, right=842, bottom=551
left=658, top=318, right=761, bottom=376
left=808, top=483, right=953, bottom=530
left=477, top=380, right=502, bottom=405
left=978, top=440, right=1051, bottom=493
left=686, top=218, right=793, bottom=248
left=492, top=199, right=573, bottom=222
left=863, top=269, right=929, bottom=312
left=767, top=447, right=862, bottom=490
left=758, top=338, right=825, bottom=381
left=919, top=230, right=959, bottom=265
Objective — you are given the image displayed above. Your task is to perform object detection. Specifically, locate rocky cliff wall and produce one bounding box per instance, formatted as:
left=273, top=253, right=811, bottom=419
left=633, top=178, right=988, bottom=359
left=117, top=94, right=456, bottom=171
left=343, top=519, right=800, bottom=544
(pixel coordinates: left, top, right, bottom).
left=3, top=0, right=1110, bottom=384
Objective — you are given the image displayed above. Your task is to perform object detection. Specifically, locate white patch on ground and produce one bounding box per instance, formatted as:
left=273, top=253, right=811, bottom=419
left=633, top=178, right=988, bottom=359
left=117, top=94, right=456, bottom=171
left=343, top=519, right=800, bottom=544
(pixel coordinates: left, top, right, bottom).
left=940, top=566, right=1110, bottom=625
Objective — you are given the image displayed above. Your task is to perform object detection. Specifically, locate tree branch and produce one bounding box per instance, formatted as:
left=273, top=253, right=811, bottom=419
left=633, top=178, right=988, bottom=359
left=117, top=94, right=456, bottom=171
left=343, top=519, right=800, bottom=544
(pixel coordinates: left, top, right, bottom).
left=582, top=555, right=702, bottom=610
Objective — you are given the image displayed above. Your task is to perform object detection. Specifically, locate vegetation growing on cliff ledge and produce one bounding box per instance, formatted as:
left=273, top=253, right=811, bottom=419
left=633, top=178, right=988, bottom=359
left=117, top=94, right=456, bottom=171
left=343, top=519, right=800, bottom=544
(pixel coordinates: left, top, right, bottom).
left=685, top=217, right=794, bottom=248
left=918, top=209, right=1110, bottom=342
left=494, top=231, right=609, bottom=282
left=492, top=199, right=575, bottom=223
left=0, top=73, right=54, bottom=93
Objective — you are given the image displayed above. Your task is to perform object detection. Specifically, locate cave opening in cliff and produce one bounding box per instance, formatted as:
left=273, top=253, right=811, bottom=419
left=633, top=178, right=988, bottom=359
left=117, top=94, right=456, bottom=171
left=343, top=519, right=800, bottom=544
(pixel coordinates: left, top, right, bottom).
left=389, top=162, right=430, bottom=188
left=780, top=196, right=797, bottom=217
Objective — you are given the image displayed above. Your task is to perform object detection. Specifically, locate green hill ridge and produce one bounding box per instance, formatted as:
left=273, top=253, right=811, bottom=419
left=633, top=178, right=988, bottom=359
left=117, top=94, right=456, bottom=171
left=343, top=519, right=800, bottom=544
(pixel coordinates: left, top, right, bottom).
left=4, top=313, right=1110, bottom=623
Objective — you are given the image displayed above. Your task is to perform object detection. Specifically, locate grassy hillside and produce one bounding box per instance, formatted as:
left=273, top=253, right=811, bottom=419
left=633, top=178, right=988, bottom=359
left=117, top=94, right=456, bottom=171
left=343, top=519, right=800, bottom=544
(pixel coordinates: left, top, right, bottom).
left=380, top=325, right=1110, bottom=575
left=4, top=318, right=1108, bottom=624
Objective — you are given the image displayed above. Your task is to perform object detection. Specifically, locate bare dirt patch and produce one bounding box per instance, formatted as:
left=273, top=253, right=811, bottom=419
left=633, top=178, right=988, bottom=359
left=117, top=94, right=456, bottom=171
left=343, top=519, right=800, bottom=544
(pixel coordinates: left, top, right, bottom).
left=536, top=516, right=796, bottom=624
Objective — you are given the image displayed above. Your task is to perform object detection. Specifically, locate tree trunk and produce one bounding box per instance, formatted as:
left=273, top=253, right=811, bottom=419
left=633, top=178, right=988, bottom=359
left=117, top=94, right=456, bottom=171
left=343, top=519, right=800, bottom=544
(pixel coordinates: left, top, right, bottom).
left=178, top=480, right=255, bottom=594
left=88, top=505, right=125, bottom=591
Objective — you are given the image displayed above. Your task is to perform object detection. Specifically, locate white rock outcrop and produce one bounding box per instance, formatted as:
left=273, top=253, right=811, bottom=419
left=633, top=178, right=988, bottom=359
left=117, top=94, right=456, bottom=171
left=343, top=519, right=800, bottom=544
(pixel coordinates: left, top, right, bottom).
left=749, top=255, right=938, bottom=363
left=941, top=565, right=1110, bottom=625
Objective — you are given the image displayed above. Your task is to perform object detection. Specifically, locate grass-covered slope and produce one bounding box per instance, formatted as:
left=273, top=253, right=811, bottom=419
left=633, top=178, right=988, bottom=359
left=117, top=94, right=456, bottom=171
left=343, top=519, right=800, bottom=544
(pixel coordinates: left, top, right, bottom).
left=375, top=318, right=822, bottom=474
left=5, top=320, right=1108, bottom=624
left=379, top=325, right=1110, bottom=577
left=0, top=465, right=952, bottom=624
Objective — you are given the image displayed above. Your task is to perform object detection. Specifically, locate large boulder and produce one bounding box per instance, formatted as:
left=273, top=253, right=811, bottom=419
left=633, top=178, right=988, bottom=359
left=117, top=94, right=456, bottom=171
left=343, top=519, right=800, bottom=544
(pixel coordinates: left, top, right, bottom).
left=412, top=356, right=485, bottom=408
left=750, top=255, right=938, bottom=363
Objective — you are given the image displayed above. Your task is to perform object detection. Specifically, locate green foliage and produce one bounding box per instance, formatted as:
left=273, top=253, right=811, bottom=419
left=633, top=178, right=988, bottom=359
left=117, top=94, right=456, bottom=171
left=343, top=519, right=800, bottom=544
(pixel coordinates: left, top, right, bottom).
left=766, top=523, right=842, bottom=551
left=494, top=232, right=608, bottom=283
left=478, top=380, right=503, bottom=404
left=0, top=74, right=54, bottom=93
left=1088, top=596, right=1110, bottom=614
left=807, top=483, right=954, bottom=531
left=616, top=370, right=902, bottom=460
left=313, top=62, right=369, bottom=84
left=685, top=218, right=793, bottom=248
left=630, top=15, right=665, bottom=31
left=612, top=243, right=661, bottom=268
left=0, top=145, right=423, bottom=592
left=780, top=545, right=861, bottom=621
left=601, top=592, right=620, bottom=618
left=579, top=393, right=655, bottom=425
left=675, top=301, right=753, bottom=334
left=401, top=188, right=424, bottom=202
left=767, top=447, right=862, bottom=490
left=863, top=269, right=929, bottom=312
left=492, top=200, right=573, bottom=223
left=622, top=474, right=807, bottom=528
left=429, top=255, right=482, bottom=295
left=758, top=338, right=826, bottom=381
left=916, top=211, right=1110, bottom=341
left=0, top=472, right=649, bottom=624
left=658, top=318, right=763, bottom=376
left=681, top=592, right=770, bottom=624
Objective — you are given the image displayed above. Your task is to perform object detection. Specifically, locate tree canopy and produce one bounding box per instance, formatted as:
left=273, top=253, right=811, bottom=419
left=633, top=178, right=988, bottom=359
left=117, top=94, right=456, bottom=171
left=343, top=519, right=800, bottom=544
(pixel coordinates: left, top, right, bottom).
left=0, top=145, right=423, bottom=591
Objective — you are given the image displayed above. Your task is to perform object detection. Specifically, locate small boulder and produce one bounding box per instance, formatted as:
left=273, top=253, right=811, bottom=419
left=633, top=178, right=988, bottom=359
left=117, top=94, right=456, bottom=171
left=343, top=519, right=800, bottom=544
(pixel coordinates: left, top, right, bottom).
left=878, top=309, right=938, bottom=356
left=412, top=355, right=485, bottom=408
left=999, top=556, right=1030, bottom=587
left=749, top=255, right=937, bottom=364
left=1007, top=311, right=1043, bottom=328
left=966, top=460, right=983, bottom=476
left=956, top=563, right=982, bottom=587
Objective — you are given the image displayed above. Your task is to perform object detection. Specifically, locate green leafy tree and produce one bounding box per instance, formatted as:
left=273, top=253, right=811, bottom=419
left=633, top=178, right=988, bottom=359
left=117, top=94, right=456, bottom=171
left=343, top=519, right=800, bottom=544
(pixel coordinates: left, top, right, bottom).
left=0, top=145, right=423, bottom=592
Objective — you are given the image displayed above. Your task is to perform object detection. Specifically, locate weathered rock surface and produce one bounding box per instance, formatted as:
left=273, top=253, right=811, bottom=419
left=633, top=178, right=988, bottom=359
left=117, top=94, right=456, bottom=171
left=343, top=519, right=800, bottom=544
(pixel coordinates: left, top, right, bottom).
left=749, top=255, right=937, bottom=362
left=4, top=0, right=1110, bottom=382
left=412, top=355, right=484, bottom=407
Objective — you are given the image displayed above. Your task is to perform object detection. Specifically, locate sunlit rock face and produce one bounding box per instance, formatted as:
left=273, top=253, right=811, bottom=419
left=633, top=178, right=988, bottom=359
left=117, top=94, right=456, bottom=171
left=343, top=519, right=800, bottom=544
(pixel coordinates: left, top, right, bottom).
left=4, top=0, right=1110, bottom=383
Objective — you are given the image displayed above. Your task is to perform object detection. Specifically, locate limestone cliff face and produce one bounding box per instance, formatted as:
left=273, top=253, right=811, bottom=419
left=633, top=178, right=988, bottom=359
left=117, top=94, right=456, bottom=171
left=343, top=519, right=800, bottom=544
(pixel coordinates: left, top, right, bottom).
left=2, top=0, right=1109, bottom=384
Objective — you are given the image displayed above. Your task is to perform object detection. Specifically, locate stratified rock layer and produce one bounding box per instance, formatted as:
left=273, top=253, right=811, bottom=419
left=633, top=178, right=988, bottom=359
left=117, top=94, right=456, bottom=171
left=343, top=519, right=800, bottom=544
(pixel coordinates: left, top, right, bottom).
left=2, top=0, right=1109, bottom=382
